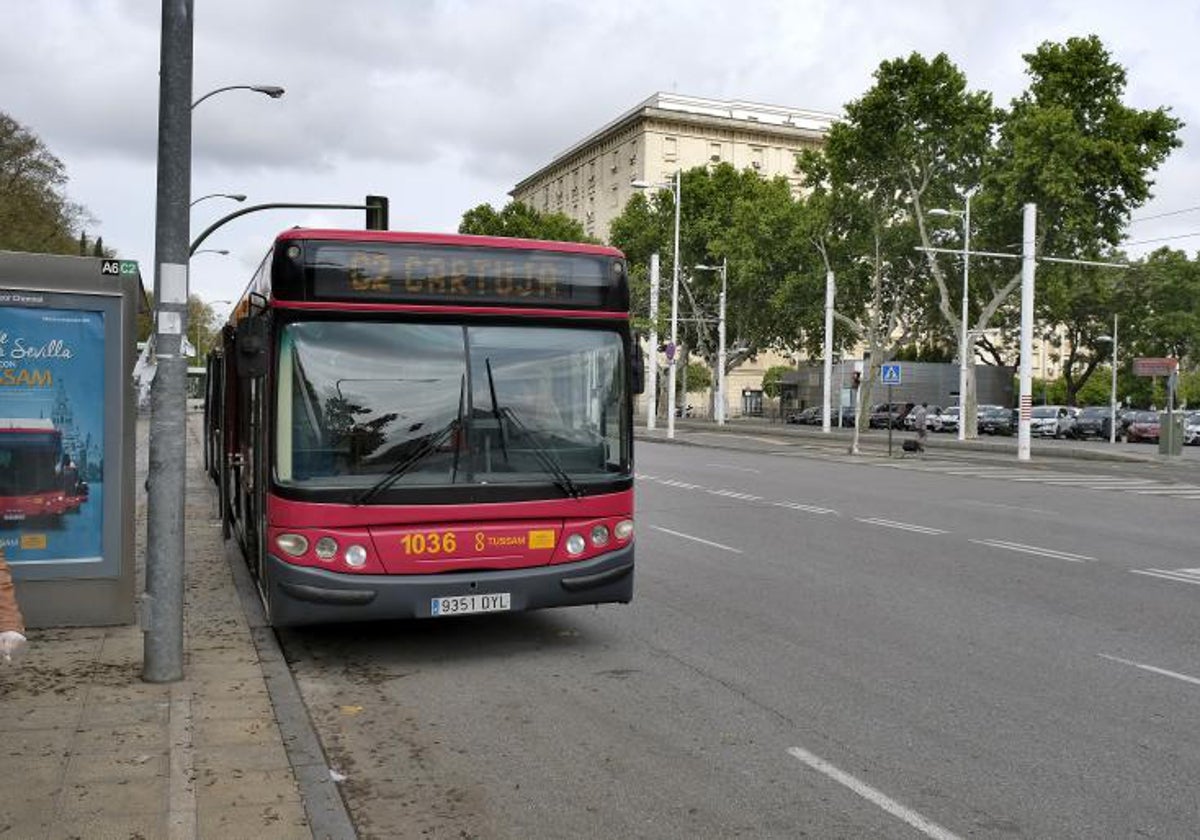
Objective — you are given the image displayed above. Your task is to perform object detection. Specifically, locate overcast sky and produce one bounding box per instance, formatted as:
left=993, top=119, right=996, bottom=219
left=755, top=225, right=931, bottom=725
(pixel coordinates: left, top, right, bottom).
left=3, top=0, right=1198, bottom=309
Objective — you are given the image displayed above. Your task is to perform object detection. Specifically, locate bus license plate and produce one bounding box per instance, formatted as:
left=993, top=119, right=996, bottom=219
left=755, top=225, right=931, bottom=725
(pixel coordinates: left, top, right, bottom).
left=430, top=593, right=511, bottom=617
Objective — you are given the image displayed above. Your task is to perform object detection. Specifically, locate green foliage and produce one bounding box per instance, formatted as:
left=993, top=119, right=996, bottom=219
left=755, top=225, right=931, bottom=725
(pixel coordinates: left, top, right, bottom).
left=458, top=201, right=598, bottom=244
left=0, top=111, right=94, bottom=255
left=680, top=361, right=711, bottom=394
left=609, top=163, right=805, bottom=369
left=760, top=365, right=793, bottom=399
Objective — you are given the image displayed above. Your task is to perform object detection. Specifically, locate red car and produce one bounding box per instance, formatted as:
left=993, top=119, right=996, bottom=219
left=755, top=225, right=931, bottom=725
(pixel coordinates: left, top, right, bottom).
left=1124, top=411, right=1160, bottom=443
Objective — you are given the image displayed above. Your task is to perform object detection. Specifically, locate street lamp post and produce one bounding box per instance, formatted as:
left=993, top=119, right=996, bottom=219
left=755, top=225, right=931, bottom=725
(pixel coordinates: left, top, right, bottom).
left=694, top=259, right=727, bottom=425
left=930, top=187, right=977, bottom=441
left=191, top=84, right=284, bottom=110
left=191, top=192, right=246, bottom=208
left=631, top=170, right=682, bottom=438
left=1098, top=313, right=1119, bottom=443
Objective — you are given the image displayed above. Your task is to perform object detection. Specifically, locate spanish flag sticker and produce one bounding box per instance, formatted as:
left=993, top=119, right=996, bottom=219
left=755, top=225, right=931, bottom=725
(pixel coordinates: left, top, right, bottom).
left=528, top=529, right=556, bottom=550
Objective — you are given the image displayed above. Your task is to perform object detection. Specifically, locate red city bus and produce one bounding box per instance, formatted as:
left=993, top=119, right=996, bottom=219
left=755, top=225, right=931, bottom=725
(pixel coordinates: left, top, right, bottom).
left=207, top=229, right=643, bottom=626
left=0, top=419, right=86, bottom=521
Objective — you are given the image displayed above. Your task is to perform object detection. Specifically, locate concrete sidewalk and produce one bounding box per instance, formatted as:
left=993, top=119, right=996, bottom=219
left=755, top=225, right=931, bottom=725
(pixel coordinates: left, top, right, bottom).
left=0, top=415, right=338, bottom=839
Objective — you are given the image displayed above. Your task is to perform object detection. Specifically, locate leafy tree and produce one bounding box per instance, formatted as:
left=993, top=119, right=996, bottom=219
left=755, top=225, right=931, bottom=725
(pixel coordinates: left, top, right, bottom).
left=761, top=365, right=793, bottom=399
left=680, top=361, right=711, bottom=394
left=980, top=35, right=1181, bottom=405
left=0, top=111, right=93, bottom=254
left=458, top=201, right=598, bottom=244
left=609, top=163, right=804, bottom=380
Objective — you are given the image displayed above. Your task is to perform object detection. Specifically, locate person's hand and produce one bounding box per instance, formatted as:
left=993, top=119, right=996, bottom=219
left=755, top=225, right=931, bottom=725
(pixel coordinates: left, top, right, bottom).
left=0, top=630, right=26, bottom=663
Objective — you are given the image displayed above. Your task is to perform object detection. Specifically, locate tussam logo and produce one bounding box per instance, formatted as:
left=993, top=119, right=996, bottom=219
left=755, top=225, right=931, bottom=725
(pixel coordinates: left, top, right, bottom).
left=100, top=259, right=139, bottom=276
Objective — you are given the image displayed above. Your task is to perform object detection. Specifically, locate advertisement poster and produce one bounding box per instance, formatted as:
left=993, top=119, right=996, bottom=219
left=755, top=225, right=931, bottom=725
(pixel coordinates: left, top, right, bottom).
left=0, top=305, right=106, bottom=565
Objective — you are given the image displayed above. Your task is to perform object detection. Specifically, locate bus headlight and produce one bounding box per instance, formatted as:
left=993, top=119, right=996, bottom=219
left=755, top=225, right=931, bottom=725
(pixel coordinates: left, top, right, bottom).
left=344, top=544, right=368, bottom=568
left=565, top=534, right=587, bottom=556
left=590, top=525, right=610, bottom=547
left=314, top=537, right=338, bottom=561
left=614, top=520, right=634, bottom=541
left=276, top=533, right=308, bottom=557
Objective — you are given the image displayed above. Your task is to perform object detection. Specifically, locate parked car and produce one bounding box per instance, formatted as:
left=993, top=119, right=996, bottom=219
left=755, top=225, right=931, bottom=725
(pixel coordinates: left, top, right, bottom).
left=1185, top=411, right=1200, bottom=446
left=1030, top=404, right=1075, bottom=438
left=977, top=404, right=1014, bottom=436
left=869, top=402, right=912, bottom=429
left=786, top=406, right=818, bottom=425
left=1073, top=406, right=1113, bottom=440
left=1124, top=410, right=1161, bottom=443
left=935, top=406, right=960, bottom=433
left=903, top=405, right=943, bottom=432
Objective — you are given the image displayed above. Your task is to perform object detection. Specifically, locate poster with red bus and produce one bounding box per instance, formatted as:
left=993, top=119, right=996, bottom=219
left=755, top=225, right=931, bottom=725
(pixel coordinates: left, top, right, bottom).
left=0, top=305, right=105, bottom=565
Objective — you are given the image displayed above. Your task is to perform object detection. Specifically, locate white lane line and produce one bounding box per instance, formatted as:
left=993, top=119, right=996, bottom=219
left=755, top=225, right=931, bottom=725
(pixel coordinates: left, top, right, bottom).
left=1131, top=568, right=1200, bottom=585
left=1130, top=486, right=1200, bottom=495
left=651, top=526, right=743, bottom=554
left=787, top=747, right=962, bottom=840
left=706, top=463, right=761, bottom=473
left=857, top=517, right=947, bottom=535
left=958, top=499, right=1054, bottom=516
left=1099, top=654, right=1200, bottom=687
left=970, top=538, right=1094, bottom=563
left=708, top=489, right=763, bottom=501
left=774, top=501, right=839, bottom=515
left=661, top=479, right=703, bottom=489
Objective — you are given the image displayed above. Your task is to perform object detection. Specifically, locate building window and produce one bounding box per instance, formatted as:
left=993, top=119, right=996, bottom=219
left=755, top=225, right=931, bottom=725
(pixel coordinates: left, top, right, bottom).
left=709, top=142, right=721, bottom=162
left=611, top=150, right=620, bottom=173
left=664, top=136, right=677, bottom=162
left=750, top=146, right=764, bottom=171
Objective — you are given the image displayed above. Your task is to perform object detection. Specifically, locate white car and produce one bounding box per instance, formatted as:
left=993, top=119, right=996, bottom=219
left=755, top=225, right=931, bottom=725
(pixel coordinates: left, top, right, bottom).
left=936, top=406, right=959, bottom=433
left=1030, top=405, right=1074, bottom=438
left=1185, top=411, right=1200, bottom=446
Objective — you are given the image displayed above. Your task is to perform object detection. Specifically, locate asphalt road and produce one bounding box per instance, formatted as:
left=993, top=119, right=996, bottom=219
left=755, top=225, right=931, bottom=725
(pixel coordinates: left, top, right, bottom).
left=278, top=437, right=1200, bottom=839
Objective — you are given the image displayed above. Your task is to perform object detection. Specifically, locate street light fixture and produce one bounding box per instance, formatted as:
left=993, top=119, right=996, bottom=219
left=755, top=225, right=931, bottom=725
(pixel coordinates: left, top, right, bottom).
left=693, top=259, right=727, bottom=425
left=631, top=171, right=681, bottom=438
left=192, top=84, right=285, bottom=110
left=191, top=193, right=246, bottom=208
left=929, top=186, right=978, bottom=441
left=1097, top=314, right=1119, bottom=444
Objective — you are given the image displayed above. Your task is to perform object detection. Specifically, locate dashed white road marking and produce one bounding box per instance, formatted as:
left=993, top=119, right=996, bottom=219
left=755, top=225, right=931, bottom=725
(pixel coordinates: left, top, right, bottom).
left=651, top=525, right=742, bottom=554
left=787, top=747, right=962, bottom=840
left=774, top=501, right=839, bottom=515
left=857, top=517, right=948, bottom=535
left=1131, top=568, right=1200, bottom=586
left=708, top=489, right=763, bottom=501
left=969, top=538, right=1094, bottom=563
left=1099, top=654, right=1200, bottom=687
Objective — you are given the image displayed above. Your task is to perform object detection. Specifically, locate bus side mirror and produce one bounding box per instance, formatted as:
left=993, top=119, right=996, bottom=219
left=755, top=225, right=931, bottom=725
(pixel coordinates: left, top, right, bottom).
left=631, top=335, right=646, bottom=395
left=235, top=317, right=268, bottom=379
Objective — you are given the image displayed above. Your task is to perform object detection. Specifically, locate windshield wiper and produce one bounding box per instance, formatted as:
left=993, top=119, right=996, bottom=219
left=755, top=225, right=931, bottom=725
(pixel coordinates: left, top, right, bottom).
left=501, top=405, right=583, bottom=499
left=354, top=415, right=460, bottom=505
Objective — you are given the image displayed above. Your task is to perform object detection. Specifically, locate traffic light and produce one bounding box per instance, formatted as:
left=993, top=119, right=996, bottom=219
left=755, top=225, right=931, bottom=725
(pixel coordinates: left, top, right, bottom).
left=365, top=195, right=389, bottom=230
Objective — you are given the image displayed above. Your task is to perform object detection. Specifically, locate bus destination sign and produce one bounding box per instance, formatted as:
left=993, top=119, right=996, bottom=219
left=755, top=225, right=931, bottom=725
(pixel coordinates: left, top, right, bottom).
left=302, top=242, right=624, bottom=310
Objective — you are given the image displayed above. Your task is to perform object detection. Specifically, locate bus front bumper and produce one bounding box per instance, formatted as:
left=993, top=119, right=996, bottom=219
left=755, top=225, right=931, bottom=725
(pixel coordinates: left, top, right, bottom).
left=264, top=545, right=634, bottom=627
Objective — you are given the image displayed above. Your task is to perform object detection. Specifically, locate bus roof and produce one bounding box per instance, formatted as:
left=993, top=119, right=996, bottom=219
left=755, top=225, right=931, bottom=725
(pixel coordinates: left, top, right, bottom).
left=275, top=228, right=623, bottom=259
left=0, top=418, right=55, bottom=430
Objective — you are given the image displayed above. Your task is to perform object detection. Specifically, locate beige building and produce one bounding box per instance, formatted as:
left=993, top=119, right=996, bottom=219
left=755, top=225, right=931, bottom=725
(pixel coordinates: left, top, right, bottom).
left=511, top=92, right=836, bottom=243
left=511, top=93, right=837, bottom=417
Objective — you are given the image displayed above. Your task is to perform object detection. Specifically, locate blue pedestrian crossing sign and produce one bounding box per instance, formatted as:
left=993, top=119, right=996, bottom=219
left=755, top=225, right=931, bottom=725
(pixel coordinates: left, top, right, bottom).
left=881, top=363, right=902, bottom=385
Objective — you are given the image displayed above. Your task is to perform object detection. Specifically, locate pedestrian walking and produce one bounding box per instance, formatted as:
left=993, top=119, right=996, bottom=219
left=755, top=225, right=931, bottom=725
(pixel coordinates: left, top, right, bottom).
left=0, top=547, right=27, bottom=664
left=913, top=402, right=929, bottom=453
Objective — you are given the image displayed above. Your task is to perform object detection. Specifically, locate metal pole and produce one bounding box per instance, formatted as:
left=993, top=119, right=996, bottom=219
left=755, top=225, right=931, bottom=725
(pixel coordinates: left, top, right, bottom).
left=717, top=257, right=727, bottom=426
left=887, top=383, right=894, bottom=456
left=647, top=254, right=660, bottom=430
left=958, top=193, right=972, bottom=441
left=1018, top=203, right=1036, bottom=462
left=144, top=0, right=194, bottom=683
left=666, top=170, right=680, bottom=440
left=822, top=269, right=834, bottom=434
left=1109, top=313, right=1118, bottom=444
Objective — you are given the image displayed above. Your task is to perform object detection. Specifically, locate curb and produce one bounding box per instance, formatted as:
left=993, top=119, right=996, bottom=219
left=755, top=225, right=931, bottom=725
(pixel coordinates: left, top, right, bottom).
left=225, top=537, right=358, bottom=840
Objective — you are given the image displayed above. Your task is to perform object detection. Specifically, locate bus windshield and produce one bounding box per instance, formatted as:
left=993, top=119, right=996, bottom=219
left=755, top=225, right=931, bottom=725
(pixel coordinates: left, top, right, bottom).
left=275, top=321, right=630, bottom=497
left=0, top=431, right=62, bottom=496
